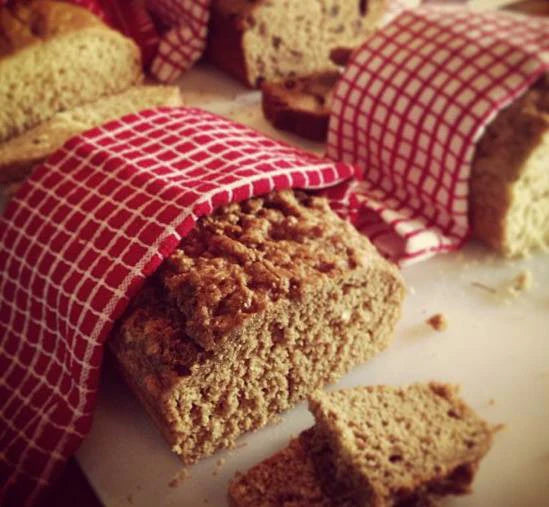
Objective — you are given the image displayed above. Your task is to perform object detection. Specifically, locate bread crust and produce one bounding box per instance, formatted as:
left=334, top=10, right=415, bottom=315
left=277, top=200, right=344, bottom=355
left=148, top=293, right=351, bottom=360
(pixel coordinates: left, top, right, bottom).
left=205, top=0, right=252, bottom=86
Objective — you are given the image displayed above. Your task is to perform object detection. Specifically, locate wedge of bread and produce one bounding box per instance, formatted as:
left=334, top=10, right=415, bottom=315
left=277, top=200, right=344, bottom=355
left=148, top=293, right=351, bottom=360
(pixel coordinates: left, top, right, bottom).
left=262, top=72, right=339, bottom=142
left=0, top=0, right=142, bottom=142
left=230, top=383, right=497, bottom=506
left=0, top=85, right=183, bottom=183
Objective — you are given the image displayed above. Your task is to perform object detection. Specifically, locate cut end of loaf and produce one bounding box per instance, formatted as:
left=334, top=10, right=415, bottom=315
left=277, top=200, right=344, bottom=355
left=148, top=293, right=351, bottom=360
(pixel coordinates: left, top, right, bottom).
left=471, top=80, right=549, bottom=257
left=110, top=190, right=405, bottom=464
left=208, top=0, right=387, bottom=87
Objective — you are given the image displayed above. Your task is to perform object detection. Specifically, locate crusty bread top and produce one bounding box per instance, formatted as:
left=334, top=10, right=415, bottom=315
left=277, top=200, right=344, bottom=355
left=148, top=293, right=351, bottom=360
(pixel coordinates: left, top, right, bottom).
left=0, top=0, right=102, bottom=56
left=0, top=85, right=183, bottom=183
left=117, top=190, right=400, bottom=385
left=158, top=190, right=389, bottom=351
left=308, top=383, right=496, bottom=503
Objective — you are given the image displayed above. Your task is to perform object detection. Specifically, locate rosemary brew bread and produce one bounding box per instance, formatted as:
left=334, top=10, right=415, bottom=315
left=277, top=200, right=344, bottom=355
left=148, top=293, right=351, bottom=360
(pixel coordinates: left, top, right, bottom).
left=109, top=190, right=405, bottom=464
left=206, top=0, right=389, bottom=87
left=230, top=383, right=497, bottom=506
left=0, top=85, right=183, bottom=183
left=0, top=0, right=142, bottom=142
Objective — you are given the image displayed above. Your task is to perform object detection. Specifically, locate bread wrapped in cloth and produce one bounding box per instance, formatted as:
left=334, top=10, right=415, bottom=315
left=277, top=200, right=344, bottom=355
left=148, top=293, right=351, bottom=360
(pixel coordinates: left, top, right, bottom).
left=229, top=383, right=497, bottom=506
left=109, top=190, right=405, bottom=464
left=0, top=0, right=142, bottom=142
left=262, top=74, right=549, bottom=258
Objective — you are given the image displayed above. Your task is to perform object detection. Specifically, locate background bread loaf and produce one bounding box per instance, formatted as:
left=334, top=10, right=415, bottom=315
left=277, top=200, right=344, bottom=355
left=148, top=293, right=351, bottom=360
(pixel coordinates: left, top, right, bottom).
left=0, top=0, right=143, bottom=142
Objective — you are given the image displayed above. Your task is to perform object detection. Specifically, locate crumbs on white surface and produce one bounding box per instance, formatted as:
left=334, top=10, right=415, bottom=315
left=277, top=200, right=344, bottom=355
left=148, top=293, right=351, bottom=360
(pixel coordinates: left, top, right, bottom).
left=168, top=468, right=189, bottom=488
left=471, top=269, right=534, bottom=301
left=426, top=313, right=448, bottom=332
left=408, top=285, right=416, bottom=295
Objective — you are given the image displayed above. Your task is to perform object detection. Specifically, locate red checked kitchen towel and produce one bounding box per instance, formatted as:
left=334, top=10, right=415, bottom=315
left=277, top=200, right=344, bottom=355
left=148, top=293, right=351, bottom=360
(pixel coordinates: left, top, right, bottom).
left=0, top=107, right=354, bottom=505
left=324, top=6, right=549, bottom=263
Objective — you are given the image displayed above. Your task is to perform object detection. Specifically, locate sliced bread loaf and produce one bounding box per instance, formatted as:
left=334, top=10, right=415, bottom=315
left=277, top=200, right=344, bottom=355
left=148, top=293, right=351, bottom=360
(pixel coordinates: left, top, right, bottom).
left=0, top=0, right=142, bottom=142
left=230, top=383, right=496, bottom=506
left=109, top=190, right=405, bottom=465
left=206, top=0, right=388, bottom=87
left=0, top=85, right=183, bottom=183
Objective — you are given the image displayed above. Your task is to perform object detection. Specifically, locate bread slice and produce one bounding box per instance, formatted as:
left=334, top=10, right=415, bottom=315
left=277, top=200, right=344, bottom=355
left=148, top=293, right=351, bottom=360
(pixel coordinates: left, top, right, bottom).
left=229, top=430, right=333, bottom=507
left=470, top=80, right=549, bottom=257
left=308, top=383, right=496, bottom=505
left=229, top=383, right=496, bottom=506
left=206, top=0, right=388, bottom=87
left=109, top=190, right=405, bottom=465
left=0, top=85, right=183, bottom=184
left=0, top=0, right=142, bottom=142
left=262, top=72, right=339, bottom=141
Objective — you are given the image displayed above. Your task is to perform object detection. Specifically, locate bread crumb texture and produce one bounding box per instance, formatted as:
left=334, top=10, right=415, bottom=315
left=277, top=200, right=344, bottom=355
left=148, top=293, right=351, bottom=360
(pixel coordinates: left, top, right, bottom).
left=230, top=383, right=496, bottom=506
left=110, top=190, right=405, bottom=464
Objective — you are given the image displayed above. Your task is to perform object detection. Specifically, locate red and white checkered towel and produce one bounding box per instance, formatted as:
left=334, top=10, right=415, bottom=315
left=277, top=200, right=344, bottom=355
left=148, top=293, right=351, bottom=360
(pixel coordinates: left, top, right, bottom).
left=1, top=2, right=549, bottom=505
left=324, top=6, right=549, bottom=264
left=0, top=108, right=354, bottom=505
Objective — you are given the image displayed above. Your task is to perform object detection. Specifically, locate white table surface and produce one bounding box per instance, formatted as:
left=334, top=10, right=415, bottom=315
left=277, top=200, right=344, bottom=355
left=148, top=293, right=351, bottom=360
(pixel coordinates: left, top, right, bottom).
left=75, top=59, right=549, bottom=506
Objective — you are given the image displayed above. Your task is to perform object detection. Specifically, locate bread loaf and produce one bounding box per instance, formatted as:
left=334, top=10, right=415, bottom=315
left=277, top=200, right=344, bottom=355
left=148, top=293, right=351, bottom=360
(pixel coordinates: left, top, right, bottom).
left=206, top=0, right=388, bottom=87
left=0, top=85, right=183, bottom=183
left=229, top=383, right=496, bottom=506
left=109, top=190, right=405, bottom=465
left=0, top=0, right=142, bottom=142
left=470, top=79, right=549, bottom=257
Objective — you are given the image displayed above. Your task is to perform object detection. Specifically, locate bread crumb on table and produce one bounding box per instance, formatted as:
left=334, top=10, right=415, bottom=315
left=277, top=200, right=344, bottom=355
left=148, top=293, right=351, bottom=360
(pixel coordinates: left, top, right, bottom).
left=426, top=313, right=448, bottom=331
left=168, top=468, right=189, bottom=488
left=213, top=457, right=226, bottom=476
left=471, top=269, right=534, bottom=301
